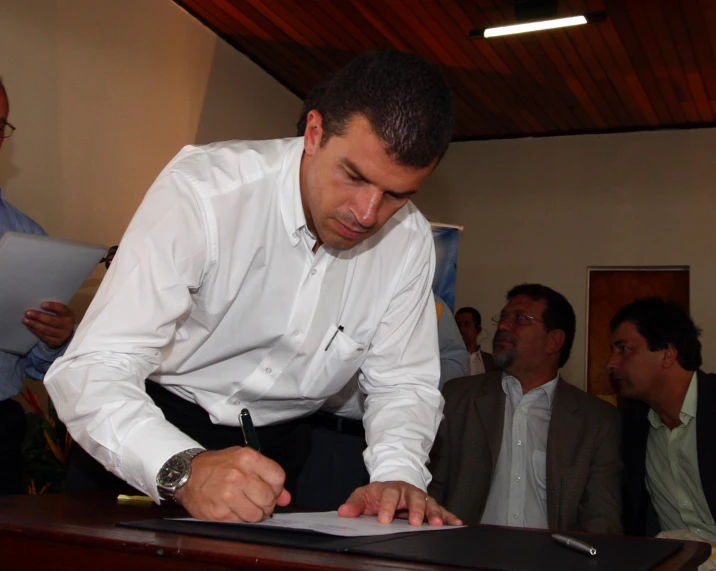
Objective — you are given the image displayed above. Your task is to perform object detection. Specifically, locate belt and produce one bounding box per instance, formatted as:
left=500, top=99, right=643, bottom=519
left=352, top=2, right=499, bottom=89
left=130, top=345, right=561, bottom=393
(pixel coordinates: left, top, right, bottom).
left=311, top=411, right=365, bottom=438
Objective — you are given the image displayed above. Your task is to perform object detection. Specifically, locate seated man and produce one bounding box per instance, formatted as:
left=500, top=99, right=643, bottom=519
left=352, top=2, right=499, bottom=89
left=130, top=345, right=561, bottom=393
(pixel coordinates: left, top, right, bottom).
left=429, top=283, right=622, bottom=533
left=455, top=306, right=496, bottom=374
left=609, top=298, right=715, bottom=540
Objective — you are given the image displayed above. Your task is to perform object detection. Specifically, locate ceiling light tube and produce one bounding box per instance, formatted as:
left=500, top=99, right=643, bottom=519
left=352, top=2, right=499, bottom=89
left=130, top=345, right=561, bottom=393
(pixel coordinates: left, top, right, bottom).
left=482, top=15, right=587, bottom=38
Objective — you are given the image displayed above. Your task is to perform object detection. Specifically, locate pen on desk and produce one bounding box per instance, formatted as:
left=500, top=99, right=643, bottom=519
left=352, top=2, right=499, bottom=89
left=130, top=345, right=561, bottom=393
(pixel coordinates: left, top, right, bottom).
left=551, top=533, right=598, bottom=557
left=239, top=408, right=261, bottom=452
left=324, top=325, right=344, bottom=351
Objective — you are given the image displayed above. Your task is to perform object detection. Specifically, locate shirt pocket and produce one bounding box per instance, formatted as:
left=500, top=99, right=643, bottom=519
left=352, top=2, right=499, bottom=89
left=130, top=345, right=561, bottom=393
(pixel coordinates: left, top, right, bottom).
left=300, top=326, right=367, bottom=399
left=532, top=450, right=548, bottom=502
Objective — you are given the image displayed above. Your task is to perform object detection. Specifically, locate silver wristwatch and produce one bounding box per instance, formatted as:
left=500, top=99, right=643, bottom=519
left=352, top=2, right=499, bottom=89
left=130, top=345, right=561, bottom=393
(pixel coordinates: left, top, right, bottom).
left=156, top=448, right=205, bottom=502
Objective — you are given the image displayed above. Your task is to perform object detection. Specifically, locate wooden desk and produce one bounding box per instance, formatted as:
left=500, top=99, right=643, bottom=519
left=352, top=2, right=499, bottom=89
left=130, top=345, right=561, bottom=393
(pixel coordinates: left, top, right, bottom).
left=0, top=493, right=710, bottom=571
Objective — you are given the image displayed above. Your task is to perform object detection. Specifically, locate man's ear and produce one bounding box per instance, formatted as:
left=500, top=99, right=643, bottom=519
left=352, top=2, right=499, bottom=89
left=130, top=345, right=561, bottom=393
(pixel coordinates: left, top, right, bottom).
left=547, top=329, right=566, bottom=357
left=303, top=109, right=324, bottom=156
left=662, top=344, right=679, bottom=368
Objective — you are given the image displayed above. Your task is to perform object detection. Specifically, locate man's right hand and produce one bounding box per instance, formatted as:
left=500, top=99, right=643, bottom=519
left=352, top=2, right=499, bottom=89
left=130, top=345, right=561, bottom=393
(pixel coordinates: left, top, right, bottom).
left=174, top=446, right=290, bottom=521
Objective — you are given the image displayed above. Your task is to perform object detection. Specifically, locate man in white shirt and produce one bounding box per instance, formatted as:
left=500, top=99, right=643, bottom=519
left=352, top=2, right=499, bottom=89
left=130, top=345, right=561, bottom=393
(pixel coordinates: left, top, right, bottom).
left=455, top=306, right=497, bottom=375
left=429, top=284, right=622, bottom=533
left=294, top=293, right=469, bottom=510
left=45, top=49, right=461, bottom=526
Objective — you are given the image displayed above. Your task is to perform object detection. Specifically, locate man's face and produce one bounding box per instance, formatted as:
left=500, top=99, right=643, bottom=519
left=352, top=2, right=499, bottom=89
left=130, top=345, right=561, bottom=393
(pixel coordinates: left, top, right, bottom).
left=0, top=88, right=8, bottom=152
left=607, top=321, right=663, bottom=400
left=300, top=111, right=436, bottom=250
left=492, top=295, right=557, bottom=372
left=456, top=312, right=479, bottom=347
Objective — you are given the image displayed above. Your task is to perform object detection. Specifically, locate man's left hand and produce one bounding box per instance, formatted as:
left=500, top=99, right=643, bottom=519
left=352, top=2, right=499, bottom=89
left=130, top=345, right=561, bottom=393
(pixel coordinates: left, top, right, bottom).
left=23, top=302, right=76, bottom=348
left=337, top=481, right=463, bottom=526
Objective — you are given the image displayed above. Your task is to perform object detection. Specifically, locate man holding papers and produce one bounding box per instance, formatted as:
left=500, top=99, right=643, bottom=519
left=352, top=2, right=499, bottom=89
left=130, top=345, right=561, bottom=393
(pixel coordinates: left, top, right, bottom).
left=0, top=78, right=76, bottom=494
left=45, top=50, right=461, bottom=526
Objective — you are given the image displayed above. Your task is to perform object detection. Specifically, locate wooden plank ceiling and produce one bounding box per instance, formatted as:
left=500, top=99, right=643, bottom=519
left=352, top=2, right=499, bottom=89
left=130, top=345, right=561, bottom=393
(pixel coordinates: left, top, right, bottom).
left=174, top=0, right=716, bottom=140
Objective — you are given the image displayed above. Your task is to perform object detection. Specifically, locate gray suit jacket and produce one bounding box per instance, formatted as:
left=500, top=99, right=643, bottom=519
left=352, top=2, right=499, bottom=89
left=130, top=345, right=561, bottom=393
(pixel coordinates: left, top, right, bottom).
left=429, top=371, right=623, bottom=533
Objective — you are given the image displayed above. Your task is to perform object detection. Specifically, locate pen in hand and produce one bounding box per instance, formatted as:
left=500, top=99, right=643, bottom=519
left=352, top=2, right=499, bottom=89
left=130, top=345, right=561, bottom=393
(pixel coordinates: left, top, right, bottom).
left=239, top=408, right=261, bottom=452
left=551, top=533, right=598, bottom=557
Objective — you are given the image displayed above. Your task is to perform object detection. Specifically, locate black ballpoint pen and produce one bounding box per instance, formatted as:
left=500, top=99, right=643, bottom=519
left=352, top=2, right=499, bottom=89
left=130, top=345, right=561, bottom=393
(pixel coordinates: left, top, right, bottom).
left=324, top=325, right=344, bottom=351
left=239, top=408, right=261, bottom=452
left=551, top=533, right=598, bottom=557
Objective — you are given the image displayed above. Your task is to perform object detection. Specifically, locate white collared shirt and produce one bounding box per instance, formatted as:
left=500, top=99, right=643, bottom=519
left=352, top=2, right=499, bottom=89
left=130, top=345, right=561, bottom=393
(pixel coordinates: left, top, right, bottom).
left=481, top=373, right=559, bottom=529
left=45, top=137, right=442, bottom=501
left=469, top=351, right=486, bottom=376
left=646, top=372, right=716, bottom=541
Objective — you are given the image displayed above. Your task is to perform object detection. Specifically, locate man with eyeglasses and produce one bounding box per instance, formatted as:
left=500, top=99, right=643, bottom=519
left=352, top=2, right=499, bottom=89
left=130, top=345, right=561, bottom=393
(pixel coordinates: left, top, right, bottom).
left=428, top=283, right=622, bottom=533
left=0, top=78, right=76, bottom=494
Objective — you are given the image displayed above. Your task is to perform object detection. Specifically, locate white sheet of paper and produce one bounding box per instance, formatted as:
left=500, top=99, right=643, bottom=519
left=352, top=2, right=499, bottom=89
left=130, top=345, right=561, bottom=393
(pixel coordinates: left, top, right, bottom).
left=0, top=232, right=106, bottom=354
left=171, top=511, right=463, bottom=537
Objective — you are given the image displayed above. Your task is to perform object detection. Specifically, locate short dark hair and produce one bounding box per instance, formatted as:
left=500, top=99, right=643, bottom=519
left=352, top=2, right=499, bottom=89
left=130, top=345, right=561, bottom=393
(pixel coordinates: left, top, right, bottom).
left=311, top=49, right=455, bottom=168
left=296, top=80, right=329, bottom=136
left=507, top=283, right=576, bottom=368
left=456, top=307, right=482, bottom=328
left=610, top=297, right=702, bottom=371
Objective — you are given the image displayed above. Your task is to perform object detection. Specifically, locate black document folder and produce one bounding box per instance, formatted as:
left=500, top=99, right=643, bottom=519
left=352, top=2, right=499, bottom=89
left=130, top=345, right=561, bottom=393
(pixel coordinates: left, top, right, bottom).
left=118, top=519, right=683, bottom=571
left=352, top=526, right=683, bottom=571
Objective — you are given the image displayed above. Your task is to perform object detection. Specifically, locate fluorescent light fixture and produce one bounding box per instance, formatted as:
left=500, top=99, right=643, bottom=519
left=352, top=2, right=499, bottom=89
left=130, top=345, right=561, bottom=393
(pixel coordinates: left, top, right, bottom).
left=482, top=15, right=587, bottom=38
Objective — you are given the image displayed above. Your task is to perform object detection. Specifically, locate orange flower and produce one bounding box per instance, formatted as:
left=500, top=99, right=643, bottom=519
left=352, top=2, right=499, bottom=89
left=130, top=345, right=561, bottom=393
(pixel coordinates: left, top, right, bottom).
left=20, top=388, right=45, bottom=419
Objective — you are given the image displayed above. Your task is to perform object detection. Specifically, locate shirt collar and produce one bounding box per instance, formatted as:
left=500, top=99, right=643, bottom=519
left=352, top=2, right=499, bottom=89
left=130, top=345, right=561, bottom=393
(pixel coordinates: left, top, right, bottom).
left=501, top=372, right=560, bottom=408
left=647, top=370, right=698, bottom=429
left=278, top=137, right=311, bottom=248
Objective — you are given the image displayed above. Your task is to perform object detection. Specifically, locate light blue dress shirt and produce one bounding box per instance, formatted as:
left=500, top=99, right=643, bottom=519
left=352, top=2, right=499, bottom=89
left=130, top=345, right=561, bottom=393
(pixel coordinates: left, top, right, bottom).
left=0, top=187, right=66, bottom=400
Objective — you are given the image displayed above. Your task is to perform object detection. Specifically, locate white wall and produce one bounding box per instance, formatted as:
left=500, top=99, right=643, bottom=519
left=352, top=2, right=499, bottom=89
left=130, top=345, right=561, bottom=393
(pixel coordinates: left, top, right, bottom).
left=0, top=0, right=301, bottom=314
left=415, top=128, right=716, bottom=387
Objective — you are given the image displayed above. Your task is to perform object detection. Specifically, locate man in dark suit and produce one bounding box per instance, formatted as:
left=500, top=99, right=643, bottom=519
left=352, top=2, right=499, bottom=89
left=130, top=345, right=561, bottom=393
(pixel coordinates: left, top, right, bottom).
left=609, top=298, right=716, bottom=541
left=455, top=306, right=497, bottom=374
left=430, top=284, right=622, bottom=533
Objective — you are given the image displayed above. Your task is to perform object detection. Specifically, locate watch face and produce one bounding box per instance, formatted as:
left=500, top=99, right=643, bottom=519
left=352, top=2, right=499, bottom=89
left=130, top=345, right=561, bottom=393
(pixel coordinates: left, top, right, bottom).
left=158, top=455, right=190, bottom=488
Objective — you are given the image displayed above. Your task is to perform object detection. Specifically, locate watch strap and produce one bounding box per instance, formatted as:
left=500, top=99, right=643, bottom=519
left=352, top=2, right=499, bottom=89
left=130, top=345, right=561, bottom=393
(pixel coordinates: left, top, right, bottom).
left=156, top=447, right=205, bottom=502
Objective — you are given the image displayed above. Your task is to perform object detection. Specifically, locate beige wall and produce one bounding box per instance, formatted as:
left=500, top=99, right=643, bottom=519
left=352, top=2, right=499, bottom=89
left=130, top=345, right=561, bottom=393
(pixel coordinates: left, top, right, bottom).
left=415, top=128, right=716, bottom=387
left=0, top=0, right=301, bottom=315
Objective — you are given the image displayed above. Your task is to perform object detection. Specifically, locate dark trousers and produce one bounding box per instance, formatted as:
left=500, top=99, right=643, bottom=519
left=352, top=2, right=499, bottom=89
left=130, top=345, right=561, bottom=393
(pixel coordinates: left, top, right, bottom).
left=64, top=381, right=312, bottom=497
left=0, top=398, right=27, bottom=495
left=294, top=411, right=369, bottom=510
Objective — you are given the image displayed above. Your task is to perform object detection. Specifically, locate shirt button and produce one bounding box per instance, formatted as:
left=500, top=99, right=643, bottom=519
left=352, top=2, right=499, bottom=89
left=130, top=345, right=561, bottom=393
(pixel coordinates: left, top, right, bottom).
left=265, top=367, right=272, bottom=374
left=513, top=513, right=519, bottom=519
left=293, top=330, right=300, bottom=336
left=292, top=232, right=298, bottom=239
left=518, top=407, right=524, bottom=413
left=515, top=477, right=521, bottom=482
left=517, top=440, right=522, bottom=446
left=311, top=269, right=317, bottom=275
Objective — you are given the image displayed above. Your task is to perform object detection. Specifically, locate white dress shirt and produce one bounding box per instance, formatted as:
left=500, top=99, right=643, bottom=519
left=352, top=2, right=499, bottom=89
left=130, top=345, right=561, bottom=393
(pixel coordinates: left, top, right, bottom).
left=45, top=137, right=442, bottom=501
left=481, top=374, right=558, bottom=529
left=469, top=351, right=486, bottom=376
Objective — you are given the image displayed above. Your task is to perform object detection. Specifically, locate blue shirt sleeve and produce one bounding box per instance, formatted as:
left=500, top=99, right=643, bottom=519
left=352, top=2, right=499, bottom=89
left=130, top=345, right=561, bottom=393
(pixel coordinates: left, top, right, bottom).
left=435, top=295, right=469, bottom=388
left=0, top=192, right=69, bottom=397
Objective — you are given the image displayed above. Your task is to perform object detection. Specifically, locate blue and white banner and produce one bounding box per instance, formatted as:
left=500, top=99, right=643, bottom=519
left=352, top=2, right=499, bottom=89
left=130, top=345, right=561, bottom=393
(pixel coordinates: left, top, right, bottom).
left=431, top=224, right=460, bottom=312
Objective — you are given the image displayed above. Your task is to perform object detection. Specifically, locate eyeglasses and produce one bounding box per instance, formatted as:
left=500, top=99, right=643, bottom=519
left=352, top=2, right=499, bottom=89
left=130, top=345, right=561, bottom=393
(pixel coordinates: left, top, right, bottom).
left=0, top=121, right=15, bottom=139
left=492, top=312, right=544, bottom=326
